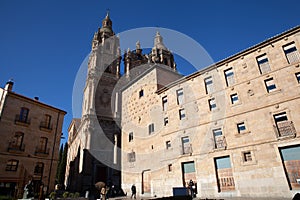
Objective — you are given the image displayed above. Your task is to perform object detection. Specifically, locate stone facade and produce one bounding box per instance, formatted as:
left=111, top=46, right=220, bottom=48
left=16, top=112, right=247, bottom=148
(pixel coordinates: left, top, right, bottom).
left=120, top=26, right=300, bottom=199
left=65, top=12, right=178, bottom=197
left=0, top=81, right=66, bottom=199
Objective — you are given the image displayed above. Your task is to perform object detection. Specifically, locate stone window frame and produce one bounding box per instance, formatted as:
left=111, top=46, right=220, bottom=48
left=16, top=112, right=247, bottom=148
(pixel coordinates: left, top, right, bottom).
left=5, top=159, right=19, bottom=171
left=256, top=54, right=271, bottom=74
left=241, top=150, right=257, bottom=166
left=283, top=42, right=300, bottom=64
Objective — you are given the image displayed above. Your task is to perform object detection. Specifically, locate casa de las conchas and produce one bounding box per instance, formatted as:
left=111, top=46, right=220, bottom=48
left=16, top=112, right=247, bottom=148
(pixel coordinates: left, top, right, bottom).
left=66, top=13, right=300, bottom=199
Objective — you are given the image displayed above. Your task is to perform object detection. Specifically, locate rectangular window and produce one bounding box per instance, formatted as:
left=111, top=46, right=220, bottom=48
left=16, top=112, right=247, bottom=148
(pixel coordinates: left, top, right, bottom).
left=129, top=132, right=133, bottom=142
left=139, top=89, right=144, bottom=98
left=230, top=93, right=239, bottom=104
left=295, top=72, right=300, bottom=83
left=257, top=54, right=271, bottom=74
left=182, top=136, right=191, bottom=154
left=264, top=78, right=277, bottom=93
left=283, top=42, right=300, bottom=64
left=148, top=123, right=154, bottom=134
left=162, top=96, right=168, bottom=111
left=166, top=141, right=171, bottom=149
left=6, top=160, right=19, bottom=171
left=215, top=156, right=235, bottom=192
left=273, top=112, right=296, bottom=137
left=243, top=151, right=252, bottom=162
left=204, top=76, right=213, bottom=94
left=179, top=109, right=186, bottom=120
left=208, top=98, right=217, bottom=111
left=128, top=152, right=136, bottom=162
left=168, top=164, right=172, bottom=172
left=213, top=128, right=226, bottom=149
left=41, top=114, right=52, bottom=129
left=176, top=89, right=184, bottom=105
left=37, top=137, right=48, bottom=153
left=279, top=145, right=300, bottom=190
left=164, top=117, right=169, bottom=126
left=237, top=122, right=246, bottom=133
left=19, top=107, right=29, bottom=122
left=224, top=68, right=235, bottom=87
left=34, top=162, right=44, bottom=176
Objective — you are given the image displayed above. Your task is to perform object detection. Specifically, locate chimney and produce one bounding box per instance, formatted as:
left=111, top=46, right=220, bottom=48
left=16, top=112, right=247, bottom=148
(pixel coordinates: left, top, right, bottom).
left=4, top=80, right=14, bottom=91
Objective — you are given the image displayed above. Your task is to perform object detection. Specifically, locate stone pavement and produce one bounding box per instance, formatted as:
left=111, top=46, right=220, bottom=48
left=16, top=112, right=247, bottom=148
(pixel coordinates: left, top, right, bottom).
left=108, top=196, right=293, bottom=200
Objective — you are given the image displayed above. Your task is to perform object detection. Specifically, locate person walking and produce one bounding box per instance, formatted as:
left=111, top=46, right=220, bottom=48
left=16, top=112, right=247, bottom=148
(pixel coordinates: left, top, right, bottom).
left=131, top=184, right=136, bottom=199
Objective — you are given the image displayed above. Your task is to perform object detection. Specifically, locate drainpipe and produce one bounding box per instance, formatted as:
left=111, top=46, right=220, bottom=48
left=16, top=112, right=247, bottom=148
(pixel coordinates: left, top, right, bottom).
left=141, top=169, right=150, bottom=194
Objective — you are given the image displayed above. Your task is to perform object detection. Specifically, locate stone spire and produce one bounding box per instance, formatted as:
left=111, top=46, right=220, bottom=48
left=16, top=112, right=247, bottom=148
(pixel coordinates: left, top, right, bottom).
left=153, top=31, right=167, bottom=50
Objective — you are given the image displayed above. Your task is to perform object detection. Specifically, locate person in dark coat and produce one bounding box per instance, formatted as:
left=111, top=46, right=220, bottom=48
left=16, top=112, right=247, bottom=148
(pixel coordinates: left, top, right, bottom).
left=131, top=184, right=136, bottom=199
left=293, top=193, right=300, bottom=200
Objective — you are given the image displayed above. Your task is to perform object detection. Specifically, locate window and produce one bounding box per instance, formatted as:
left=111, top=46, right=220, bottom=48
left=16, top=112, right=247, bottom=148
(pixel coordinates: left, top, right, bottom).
left=34, top=162, right=44, bottom=176
left=224, top=68, right=235, bottom=87
left=176, top=89, right=184, bottom=105
left=182, top=136, right=191, bottom=154
left=168, top=164, right=172, bottom=172
left=41, top=114, right=52, bottom=129
left=179, top=109, right=186, bottom=120
left=237, top=122, right=246, bottom=133
left=164, top=117, right=169, bottom=126
left=257, top=54, right=271, bottom=74
left=243, top=151, right=252, bottom=162
left=204, top=76, right=213, bottom=94
left=139, top=89, right=144, bottom=98
left=296, top=72, right=300, bottom=83
left=279, top=145, right=300, bottom=190
left=230, top=93, right=239, bottom=104
left=166, top=141, right=171, bottom=149
left=273, top=112, right=295, bottom=137
left=148, top=123, right=154, bottom=134
left=264, top=78, right=277, bottom=93
left=162, top=96, right=168, bottom=111
left=129, top=132, right=133, bottom=142
left=12, top=132, right=24, bottom=149
left=6, top=160, right=18, bottom=171
left=37, top=137, right=48, bottom=153
left=128, top=151, right=136, bottom=162
left=208, top=98, right=217, bottom=111
left=283, top=42, right=300, bottom=64
left=19, top=107, right=29, bottom=122
left=214, top=156, right=235, bottom=192
left=213, top=128, right=226, bottom=149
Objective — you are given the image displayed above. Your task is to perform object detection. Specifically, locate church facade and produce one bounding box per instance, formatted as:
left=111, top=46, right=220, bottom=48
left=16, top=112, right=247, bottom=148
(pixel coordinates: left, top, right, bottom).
left=66, top=13, right=300, bottom=199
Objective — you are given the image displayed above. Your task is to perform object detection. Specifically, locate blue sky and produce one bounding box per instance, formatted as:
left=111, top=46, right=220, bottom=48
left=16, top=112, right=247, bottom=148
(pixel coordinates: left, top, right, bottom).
left=0, top=0, right=299, bottom=143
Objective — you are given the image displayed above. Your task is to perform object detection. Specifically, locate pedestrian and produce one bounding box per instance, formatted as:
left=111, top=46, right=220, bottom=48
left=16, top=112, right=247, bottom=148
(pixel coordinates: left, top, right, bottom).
left=100, top=187, right=106, bottom=200
left=131, top=184, right=136, bottom=199
left=188, top=180, right=194, bottom=198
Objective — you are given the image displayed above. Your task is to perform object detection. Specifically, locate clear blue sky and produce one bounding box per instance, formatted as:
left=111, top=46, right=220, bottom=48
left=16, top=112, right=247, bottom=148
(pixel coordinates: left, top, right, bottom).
left=0, top=0, right=299, bottom=143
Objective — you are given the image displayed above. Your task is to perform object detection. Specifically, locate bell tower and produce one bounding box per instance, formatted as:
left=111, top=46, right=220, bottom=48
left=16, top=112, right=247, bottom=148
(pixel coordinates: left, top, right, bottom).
left=79, top=11, right=122, bottom=191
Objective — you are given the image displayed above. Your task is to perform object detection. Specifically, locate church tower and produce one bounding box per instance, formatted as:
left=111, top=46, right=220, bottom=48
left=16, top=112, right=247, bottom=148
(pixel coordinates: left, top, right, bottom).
left=70, top=12, right=122, bottom=194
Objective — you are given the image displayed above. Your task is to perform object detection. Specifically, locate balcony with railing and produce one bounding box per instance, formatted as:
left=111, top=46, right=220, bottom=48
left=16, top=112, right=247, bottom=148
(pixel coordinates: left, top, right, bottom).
left=39, top=121, right=53, bottom=132
left=35, top=147, right=49, bottom=156
left=7, top=142, right=25, bottom=152
left=214, top=136, right=227, bottom=150
left=274, top=121, right=296, bottom=138
left=182, top=144, right=193, bottom=155
left=15, top=114, right=30, bottom=126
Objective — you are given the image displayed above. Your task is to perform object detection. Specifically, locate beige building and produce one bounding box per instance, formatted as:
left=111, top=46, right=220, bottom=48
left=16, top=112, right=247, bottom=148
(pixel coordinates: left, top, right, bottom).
left=121, top=26, right=300, bottom=199
left=0, top=81, right=66, bottom=199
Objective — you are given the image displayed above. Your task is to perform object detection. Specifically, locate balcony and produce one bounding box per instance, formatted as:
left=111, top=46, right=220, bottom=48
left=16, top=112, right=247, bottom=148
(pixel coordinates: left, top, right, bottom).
left=7, top=142, right=25, bottom=152
left=182, top=144, right=192, bottom=155
left=35, top=147, right=49, bottom=156
left=274, top=121, right=296, bottom=138
left=15, top=115, right=30, bottom=126
left=214, top=136, right=227, bottom=149
left=39, top=121, right=53, bottom=131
